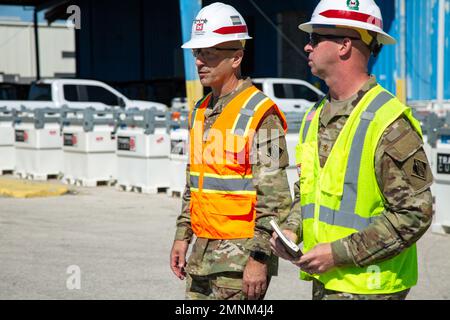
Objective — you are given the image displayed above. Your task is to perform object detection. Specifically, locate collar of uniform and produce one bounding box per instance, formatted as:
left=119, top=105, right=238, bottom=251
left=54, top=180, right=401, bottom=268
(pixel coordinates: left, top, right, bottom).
left=320, top=75, right=378, bottom=127
left=206, top=77, right=253, bottom=116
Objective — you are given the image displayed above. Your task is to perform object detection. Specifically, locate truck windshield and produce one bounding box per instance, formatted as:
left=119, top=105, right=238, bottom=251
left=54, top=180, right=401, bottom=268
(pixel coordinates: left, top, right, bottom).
left=28, top=84, right=52, bottom=101
left=274, top=83, right=320, bottom=102
left=253, top=82, right=263, bottom=91
left=0, top=86, right=18, bottom=100
left=0, top=84, right=30, bottom=100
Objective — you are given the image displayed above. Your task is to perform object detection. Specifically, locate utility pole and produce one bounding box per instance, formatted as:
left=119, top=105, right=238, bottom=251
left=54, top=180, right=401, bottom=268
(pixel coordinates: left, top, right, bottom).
left=33, top=8, right=41, bottom=80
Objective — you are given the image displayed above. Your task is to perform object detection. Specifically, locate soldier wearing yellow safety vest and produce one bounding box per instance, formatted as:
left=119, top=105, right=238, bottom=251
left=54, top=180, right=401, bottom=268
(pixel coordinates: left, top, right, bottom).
left=170, top=2, right=292, bottom=300
left=270, top=0, right=433, bottom=300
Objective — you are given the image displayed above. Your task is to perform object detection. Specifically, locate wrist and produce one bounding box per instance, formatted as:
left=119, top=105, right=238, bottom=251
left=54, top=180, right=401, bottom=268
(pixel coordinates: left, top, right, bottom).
left=174, top=226, right=193, bottom=243
left=249, top=250, right=270, bottom=263
left=331, top=239, right=356, bottom=267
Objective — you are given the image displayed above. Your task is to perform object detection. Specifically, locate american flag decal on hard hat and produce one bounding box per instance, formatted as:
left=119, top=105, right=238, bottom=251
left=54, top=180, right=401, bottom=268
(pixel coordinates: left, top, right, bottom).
left=230, top=15, right=242, bottom=25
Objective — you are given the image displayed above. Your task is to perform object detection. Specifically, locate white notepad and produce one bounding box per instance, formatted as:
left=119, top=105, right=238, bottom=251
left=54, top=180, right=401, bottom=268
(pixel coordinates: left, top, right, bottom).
left=270, top=219, right=303, bottom=258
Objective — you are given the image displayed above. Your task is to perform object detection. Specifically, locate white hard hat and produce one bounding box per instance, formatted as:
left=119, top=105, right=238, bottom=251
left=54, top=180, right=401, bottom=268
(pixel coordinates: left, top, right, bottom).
left=181, top=2, right=252, bottom=49
left=299, top=0, right=396, bottom=45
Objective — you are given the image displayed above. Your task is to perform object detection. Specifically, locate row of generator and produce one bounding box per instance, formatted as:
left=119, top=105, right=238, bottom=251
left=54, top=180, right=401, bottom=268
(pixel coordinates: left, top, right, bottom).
left=0, top=107, right=189, bottom=196
left=0, top=105, right=449, bottom=235
left=419, top=112, right=450, bottom=235
left=0, top=106, right=304, bottom=197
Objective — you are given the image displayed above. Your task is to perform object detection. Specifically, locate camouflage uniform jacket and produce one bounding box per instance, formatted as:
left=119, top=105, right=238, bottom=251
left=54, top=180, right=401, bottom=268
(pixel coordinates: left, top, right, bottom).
left=282, top=76, right=433, bottom=267
left=174, top=77, right=292, bottom=276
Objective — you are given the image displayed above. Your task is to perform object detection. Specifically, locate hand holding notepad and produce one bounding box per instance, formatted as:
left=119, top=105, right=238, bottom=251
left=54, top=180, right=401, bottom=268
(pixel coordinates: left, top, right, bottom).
left=270, top=219, right=303, bottom=259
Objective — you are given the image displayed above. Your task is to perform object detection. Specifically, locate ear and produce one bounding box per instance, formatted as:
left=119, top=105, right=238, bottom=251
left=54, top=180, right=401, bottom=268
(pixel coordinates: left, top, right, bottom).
left=231, top=49, right=244, bottom=69
left=338, top=38, right=353, bottom=58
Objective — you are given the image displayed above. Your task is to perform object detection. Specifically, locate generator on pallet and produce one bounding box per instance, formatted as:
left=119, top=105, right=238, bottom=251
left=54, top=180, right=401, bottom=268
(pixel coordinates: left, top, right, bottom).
left=167, top=110, right=189, bottom=197
left=13, top=107, right=63, bottom=180
left=0, top=107, right=15, bottom=175
left=427, top=112, right=450, bottom=235
left=115, top=108, right=170, bottom=194
left=61, top=107, right=117, bottom=187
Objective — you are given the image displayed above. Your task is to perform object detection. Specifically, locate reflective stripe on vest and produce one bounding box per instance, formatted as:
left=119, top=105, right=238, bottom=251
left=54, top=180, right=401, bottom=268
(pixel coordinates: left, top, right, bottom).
left=190, top=108, right=198, bottom=129
left=302, top=203, right=375, bottom=231
left=190, top=173, right=256, bottom=194
left=190, top=94, right=211, bottom=128
left=340, top=91, right=393, bottom=214
left=301, top=91, right=393, bottom=231
left=232, top=91, right=269, bottom=136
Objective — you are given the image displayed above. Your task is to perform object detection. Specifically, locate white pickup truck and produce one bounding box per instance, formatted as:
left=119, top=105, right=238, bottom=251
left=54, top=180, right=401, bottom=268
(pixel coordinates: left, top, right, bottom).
left=252, top=78, right=325, bottom=113
left=0, top=78, right=167, bottom=112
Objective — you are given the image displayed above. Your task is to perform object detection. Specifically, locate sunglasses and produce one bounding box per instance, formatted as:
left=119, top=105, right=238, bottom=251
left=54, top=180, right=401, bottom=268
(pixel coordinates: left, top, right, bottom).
left=191, top=47, right=243, bottom=60
left=309, top=32, right=361, bottom=47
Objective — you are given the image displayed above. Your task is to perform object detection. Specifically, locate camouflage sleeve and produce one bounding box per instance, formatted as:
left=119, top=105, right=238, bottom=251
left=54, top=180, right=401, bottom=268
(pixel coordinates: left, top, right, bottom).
left=174, top=163, right=194, bottom=243
left=331, top=116, right=434, bottom=267
left=280, top=179, right=303, bottom=242
left=245, top=113, right=293, bottom=256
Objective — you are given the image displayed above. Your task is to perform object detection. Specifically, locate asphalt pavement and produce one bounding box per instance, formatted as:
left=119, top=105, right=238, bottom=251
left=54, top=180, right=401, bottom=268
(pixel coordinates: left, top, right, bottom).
left=0, top=178, right=449, bottom=300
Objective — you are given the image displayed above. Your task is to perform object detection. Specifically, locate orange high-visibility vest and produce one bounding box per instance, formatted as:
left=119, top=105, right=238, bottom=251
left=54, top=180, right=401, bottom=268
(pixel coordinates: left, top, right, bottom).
left=188, top=86, right=287, bottom=239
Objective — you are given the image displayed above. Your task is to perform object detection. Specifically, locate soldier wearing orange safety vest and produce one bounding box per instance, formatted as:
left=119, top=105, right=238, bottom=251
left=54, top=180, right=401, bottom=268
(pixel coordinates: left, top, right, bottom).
left=170, top=2, right=292, bottom=300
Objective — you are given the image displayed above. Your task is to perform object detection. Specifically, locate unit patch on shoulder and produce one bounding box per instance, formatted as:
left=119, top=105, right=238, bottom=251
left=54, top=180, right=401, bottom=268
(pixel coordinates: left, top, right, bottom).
left=412, top=158, right=427, bottom=180
left=266, top=144, right=284, bottom=161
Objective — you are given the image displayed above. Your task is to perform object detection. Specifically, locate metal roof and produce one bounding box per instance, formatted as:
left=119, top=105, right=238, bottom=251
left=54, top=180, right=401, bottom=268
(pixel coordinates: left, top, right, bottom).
left=0, top=0, right=68, bottom=11
left=0, top=0, right=74, bottom=23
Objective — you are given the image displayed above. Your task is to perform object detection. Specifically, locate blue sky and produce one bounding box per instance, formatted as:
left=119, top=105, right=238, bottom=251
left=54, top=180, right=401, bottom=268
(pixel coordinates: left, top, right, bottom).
left=0, top=5, right=45, bottom=22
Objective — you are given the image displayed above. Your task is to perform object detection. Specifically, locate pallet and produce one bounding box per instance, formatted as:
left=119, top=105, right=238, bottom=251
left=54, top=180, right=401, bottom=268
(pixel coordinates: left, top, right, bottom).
left=117, top=184, right=169, bottom=195
left=167, top=189, right=183, bottom=198
left=0, top=169, right=14, bottom=176
left=432, top=223, right=450, bottom=235
left=62, top=176, right=116, bottom=187
left=15, top=171, right=60, bottom=181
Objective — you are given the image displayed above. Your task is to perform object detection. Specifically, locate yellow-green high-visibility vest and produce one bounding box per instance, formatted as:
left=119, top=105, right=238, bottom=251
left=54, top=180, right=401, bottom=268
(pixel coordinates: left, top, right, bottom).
left=295, top=84, right=423, bottom=294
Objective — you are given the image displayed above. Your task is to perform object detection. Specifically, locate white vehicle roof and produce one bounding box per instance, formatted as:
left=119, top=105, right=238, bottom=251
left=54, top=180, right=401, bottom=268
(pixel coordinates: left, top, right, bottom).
left=35, top=78, right=111, bottom=86
left=252, top=77, right=324, bottom=94
left=253, top=77, right=312, bottom=83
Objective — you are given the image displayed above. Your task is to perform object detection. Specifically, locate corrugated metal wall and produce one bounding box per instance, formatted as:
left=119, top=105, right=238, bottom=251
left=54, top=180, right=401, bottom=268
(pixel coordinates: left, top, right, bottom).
left=373, top=0, right=450, bottom=101
left=444, top=0, right=450, bottom=99
left=405, top=0, right=439, bottom=101
left=0, top=21, right=75, bottom=80
left=370, top=0, right=398, bottom=95
left=369, top=0, right=398, bottom=92
left=202, top=0, right=311, bottom=78
left=76, top=0, right=182, bottom=82
left=73, top=0, right=449, bottom=102
left=142, top=0, right=183, bottom=79
left=77, top=0, right=140, bottom=81
left=76, top=0, right=313, bottom=82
